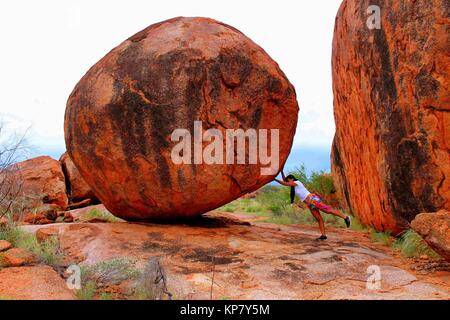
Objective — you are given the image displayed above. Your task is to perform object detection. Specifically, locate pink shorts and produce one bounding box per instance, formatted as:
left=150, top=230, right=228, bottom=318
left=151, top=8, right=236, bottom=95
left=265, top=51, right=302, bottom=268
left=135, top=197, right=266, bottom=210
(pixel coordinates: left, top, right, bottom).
left=307, top=195, right=332, bottom=212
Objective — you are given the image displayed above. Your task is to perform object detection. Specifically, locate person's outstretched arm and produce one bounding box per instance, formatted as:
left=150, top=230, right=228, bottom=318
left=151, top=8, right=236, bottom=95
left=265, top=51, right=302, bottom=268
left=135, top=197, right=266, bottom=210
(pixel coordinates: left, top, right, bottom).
left=274, top=178, right=297, bottom=187
left=281, top=170, right=286, bottom=181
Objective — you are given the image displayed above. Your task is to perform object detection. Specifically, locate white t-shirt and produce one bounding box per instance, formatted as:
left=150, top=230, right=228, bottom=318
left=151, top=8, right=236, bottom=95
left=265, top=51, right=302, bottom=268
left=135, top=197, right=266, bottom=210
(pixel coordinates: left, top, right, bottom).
left=294, top=181, right=311, bottom=202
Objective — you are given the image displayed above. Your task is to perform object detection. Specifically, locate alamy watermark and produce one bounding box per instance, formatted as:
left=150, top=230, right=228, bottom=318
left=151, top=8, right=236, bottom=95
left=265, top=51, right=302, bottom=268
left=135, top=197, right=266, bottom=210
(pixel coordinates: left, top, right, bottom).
left=366, top=5, right=381, bottom=30
left=170, top=121, right=279, bottom=175
left=366, top=265, right=382, bottom=290
left=66, top=264, right=81, bottom=290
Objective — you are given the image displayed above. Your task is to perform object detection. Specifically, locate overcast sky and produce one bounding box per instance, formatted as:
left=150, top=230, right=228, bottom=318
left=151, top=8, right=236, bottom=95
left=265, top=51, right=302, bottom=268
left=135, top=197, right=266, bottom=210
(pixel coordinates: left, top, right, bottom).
left=0, top=0, right=343, bottom=172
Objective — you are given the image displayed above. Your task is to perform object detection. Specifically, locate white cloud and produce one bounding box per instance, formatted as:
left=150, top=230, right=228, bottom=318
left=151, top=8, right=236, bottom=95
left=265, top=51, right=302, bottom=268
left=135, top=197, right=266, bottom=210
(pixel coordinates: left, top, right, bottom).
left=0, top=0, right=342, bottom=156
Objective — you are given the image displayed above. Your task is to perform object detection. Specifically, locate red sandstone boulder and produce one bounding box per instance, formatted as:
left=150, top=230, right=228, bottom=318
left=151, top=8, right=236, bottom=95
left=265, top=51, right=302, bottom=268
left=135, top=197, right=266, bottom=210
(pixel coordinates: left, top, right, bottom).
left=59, top=152, right=98, bottom=203
left=331, top=0, right=450, bottom=234
left=36, top=227, right=59, bottom=243
left=0, top=266, right=75, bottom=300
left=14, top=156, right=68, bottom=211
left=0, top=248, right=36, bottom=267
left=411, top=210, right=450, bottom=262
left=23, top=213, right=54, bottom=225
left=65, top=17, right=299, bottom=220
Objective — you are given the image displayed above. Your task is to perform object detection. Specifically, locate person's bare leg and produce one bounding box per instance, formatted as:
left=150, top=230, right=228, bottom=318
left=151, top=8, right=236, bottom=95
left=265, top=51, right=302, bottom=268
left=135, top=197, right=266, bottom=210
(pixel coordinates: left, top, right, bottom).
left=313, top=199, right=345, bottom=218
left=310, top=209, right=326, bottom=236
left=322, top=206, right=346, bottom=219
left=317, top=201, right=351, bottom=228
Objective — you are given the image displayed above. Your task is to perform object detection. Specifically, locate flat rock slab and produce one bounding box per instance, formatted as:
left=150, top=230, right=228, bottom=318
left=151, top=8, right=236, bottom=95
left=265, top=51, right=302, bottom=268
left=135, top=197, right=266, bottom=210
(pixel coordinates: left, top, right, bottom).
left=22, top=212, right=450, bottom=300
left=0, top=266, right=74, bottom=300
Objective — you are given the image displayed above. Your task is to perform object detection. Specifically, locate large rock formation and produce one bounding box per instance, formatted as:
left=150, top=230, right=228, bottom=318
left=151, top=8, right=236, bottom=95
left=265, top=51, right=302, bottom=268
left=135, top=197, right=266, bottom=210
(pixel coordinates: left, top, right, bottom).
left=411, top=210, right=450, bottom=262
left=14, top=156, right=68, bottom=210
left=59, top=152, right=98, bottom=204
left=65, top=17, right=298, bottom=220
left=331, top=0, right=450, bottom=234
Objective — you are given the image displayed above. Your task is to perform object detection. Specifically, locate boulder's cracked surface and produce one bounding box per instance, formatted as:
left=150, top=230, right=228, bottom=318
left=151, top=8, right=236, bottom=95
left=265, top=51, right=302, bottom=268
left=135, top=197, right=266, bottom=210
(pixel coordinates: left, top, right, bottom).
left=65, top=17, right=298, bottom=220
left=60, top=152, right=98, bottom=204
left=331, top=0, right=450, bottom=233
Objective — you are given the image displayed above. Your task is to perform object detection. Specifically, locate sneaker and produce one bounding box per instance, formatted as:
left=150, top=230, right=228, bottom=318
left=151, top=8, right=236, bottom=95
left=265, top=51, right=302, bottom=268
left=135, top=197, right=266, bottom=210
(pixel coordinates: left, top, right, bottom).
left=344, top=216, right=351, bottom=228
left=316, top=235, right=327, bottom=240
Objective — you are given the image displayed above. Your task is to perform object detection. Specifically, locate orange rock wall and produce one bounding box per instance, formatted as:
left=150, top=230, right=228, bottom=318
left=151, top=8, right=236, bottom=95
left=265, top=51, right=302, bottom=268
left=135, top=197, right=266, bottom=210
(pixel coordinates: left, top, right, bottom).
left=331, top=0, right=450, bottom=234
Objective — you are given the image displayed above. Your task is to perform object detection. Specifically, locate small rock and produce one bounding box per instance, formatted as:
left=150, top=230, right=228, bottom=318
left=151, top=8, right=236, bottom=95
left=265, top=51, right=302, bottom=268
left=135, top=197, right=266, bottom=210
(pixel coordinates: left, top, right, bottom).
left=0, top=240, right=12, bottom=252
left=1, top=248, right=36, bottom=267
left=36, top=204, right=61, bottom=220
left=411, top=210, right=450, bottom=262
left=43, top=209, right=58, bottom=221
left=420, top=255, right=429, bottom=260
left=36, top=227, right=59, bottom=243
left=23, top=213, right=54, bottom=225
left=63, top=212, right=74, bottom=223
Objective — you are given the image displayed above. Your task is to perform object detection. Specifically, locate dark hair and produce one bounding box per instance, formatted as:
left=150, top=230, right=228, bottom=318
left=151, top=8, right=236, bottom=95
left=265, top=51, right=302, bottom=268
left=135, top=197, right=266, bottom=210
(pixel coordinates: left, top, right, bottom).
left=285, top=174, right=298, bottom=204
left=286, top=174, right=298, bottom=181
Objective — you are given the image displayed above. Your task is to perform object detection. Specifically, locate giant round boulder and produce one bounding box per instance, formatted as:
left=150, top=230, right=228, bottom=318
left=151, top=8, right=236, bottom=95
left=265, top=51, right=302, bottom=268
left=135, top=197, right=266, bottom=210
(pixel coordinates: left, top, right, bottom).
left=65, top=17, right=298, bottom=220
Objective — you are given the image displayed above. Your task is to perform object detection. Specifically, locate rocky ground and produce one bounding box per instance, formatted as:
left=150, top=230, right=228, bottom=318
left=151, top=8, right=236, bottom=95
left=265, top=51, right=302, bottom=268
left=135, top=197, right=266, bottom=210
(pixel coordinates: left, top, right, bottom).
left=0, top=206, right=448, bottom=300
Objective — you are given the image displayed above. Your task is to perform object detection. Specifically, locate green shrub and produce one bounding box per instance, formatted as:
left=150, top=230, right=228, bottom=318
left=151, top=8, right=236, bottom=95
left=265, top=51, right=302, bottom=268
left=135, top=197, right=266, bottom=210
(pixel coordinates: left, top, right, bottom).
left=287, top=164, right=337, bottom=197
left=35, top=237, right=63, bottom=266
left=267, top=203, right=283, bottom=215
left=81, top=258, right=141, bottom=286
left=244, top=204, right=264, bottom=213
left=86, top=208, right=121, bottom=222
left=349, top=215, right=368, bottom=232
left=0, top=222, right=27, bottom=246
left=370, top=230, right=393, bottom=245
left=75, top=281, right=96, bottom=300
left=220, top=204, right=236, bottom=213
left=286, top=164, right=308, bottom=185
left=129, top=283, right=160, bottom=300
left=258, top=186, right=291, bottom=216
left=76, top=258, right=141, bottom=300
left=308, top=171, right=336, bottom=196
left=0, top=223, right=63, bottom=267
left=99, top=292, right=113, bottom=300
left=393, top=229, right=441, bottom=260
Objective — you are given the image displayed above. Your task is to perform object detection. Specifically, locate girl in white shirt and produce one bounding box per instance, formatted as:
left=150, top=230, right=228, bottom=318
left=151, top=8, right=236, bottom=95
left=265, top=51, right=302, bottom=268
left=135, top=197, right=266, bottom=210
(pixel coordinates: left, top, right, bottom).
left=274, top=170, right=350, bottom=240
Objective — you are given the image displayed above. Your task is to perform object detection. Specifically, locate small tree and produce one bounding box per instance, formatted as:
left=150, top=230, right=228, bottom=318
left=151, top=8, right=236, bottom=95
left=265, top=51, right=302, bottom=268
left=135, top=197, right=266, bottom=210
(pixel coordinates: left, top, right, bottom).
left=288, top=164, right=336, bottom=197
left=0, top=120, right=29, bottom=219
